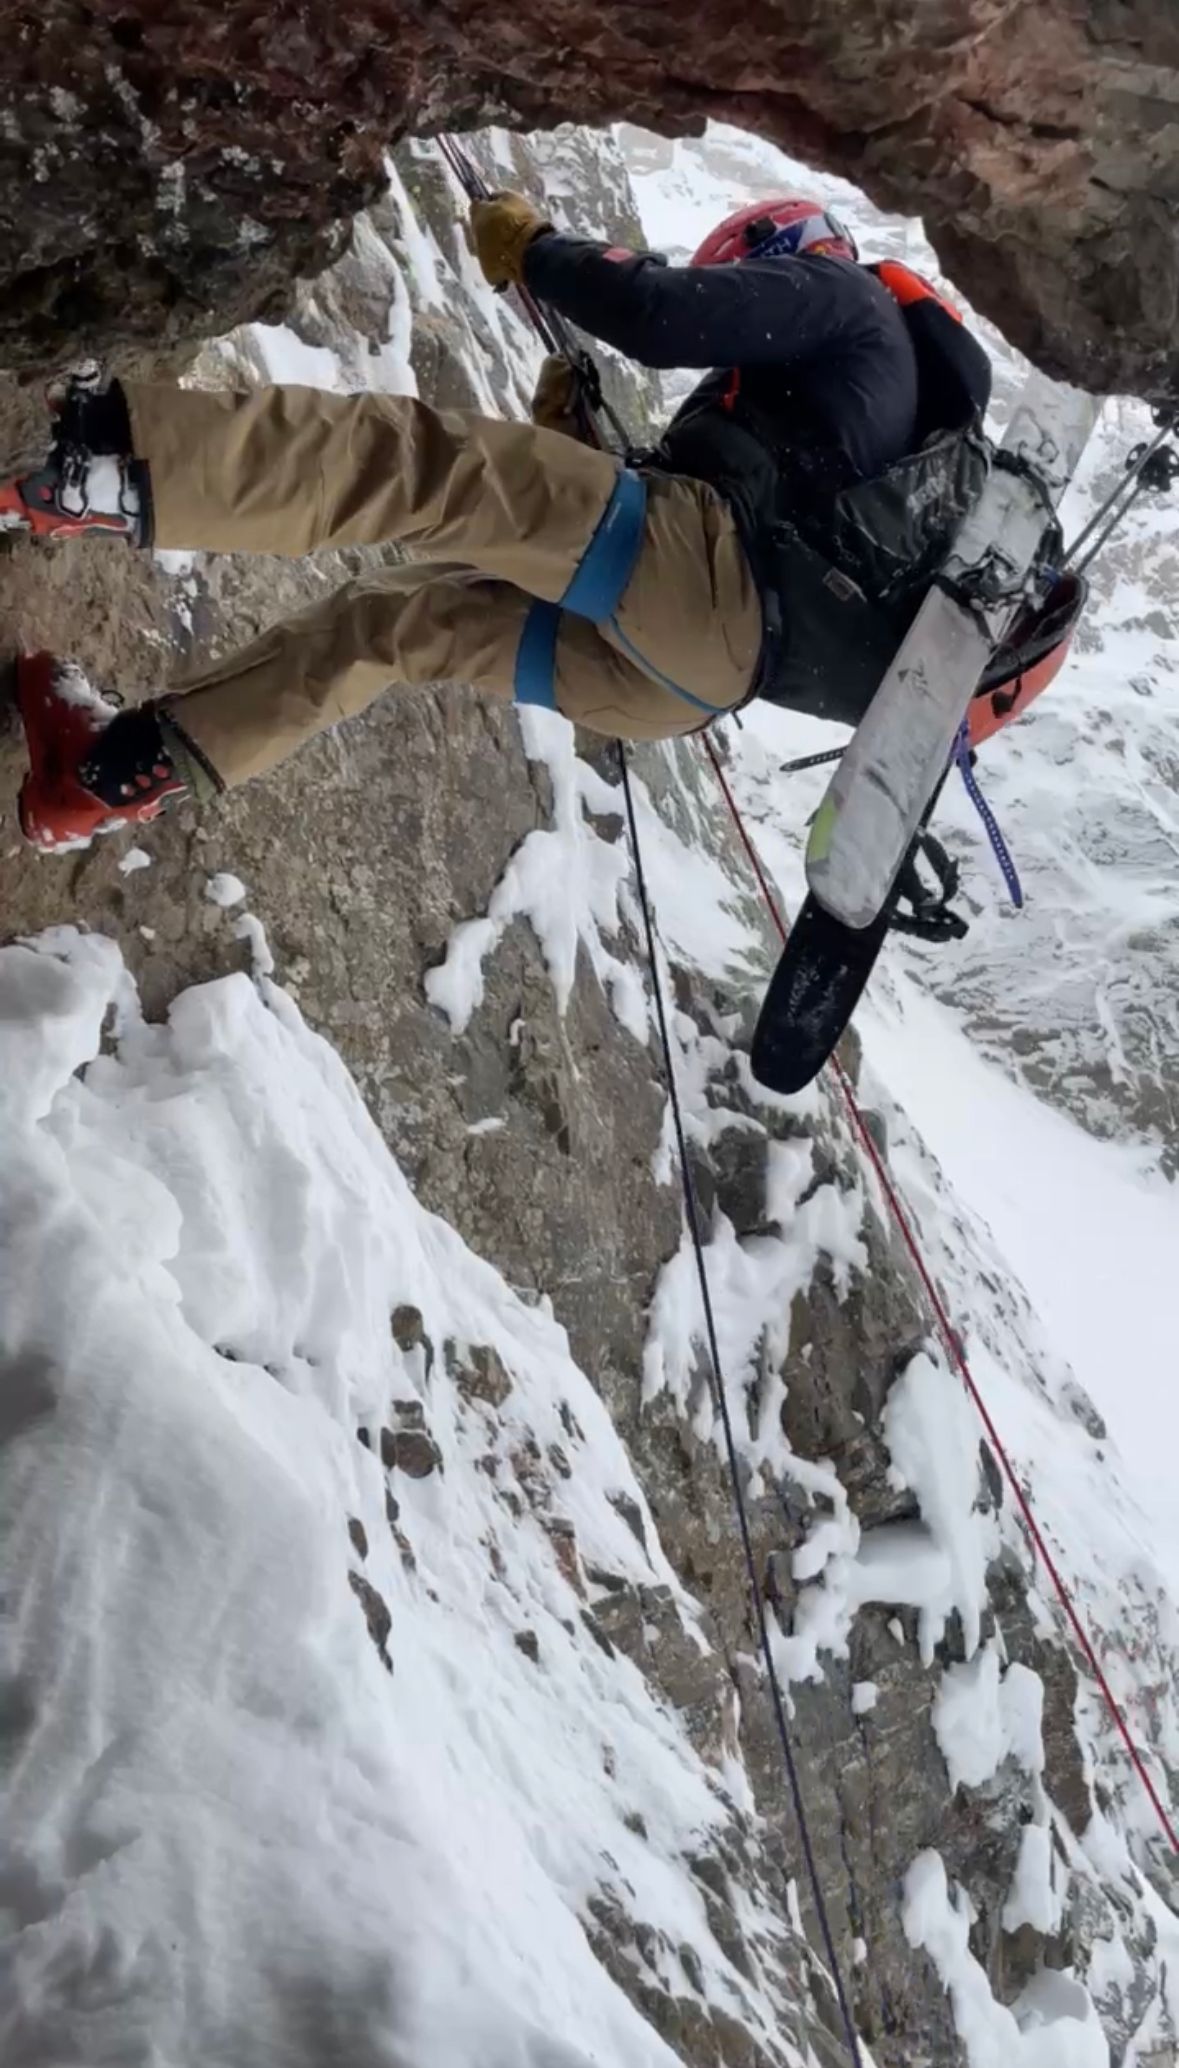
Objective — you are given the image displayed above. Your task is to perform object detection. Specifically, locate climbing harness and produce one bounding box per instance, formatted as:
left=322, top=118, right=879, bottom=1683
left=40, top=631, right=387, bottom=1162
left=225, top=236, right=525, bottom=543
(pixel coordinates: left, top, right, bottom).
left=513, top=468, right=648, bottom=708
left=432, top=139, right=1179, bottom=1965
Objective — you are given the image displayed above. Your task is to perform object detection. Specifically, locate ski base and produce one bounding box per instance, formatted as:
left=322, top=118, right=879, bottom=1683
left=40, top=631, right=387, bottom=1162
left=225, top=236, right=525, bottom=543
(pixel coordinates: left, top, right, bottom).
left=750, top=895, right=892, bottom=1094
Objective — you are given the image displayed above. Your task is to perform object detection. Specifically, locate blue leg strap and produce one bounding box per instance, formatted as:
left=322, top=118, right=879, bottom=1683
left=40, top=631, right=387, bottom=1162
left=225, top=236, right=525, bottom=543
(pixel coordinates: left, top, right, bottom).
left=514, top=468, right=647, bottom=710
left=512, top=468, right=728, bottom=719
left=560, top=468, right=647, bottom=622
left=514, top=600, right=561, bottom=709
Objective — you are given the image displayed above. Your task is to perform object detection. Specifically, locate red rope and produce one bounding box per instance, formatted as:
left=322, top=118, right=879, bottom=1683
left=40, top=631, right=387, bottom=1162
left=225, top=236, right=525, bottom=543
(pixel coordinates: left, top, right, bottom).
left=701, top=733, right=1179, bottom=1854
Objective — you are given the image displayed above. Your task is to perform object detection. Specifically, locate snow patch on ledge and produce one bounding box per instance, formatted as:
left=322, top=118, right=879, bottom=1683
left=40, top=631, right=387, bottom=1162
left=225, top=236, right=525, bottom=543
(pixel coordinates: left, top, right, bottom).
left=425, top=708, right=647, bottom=1043
left=642, top=1134, right=867, bottom=1492
left=775, top=1350, right=998, bottom=1683
left=932, top=1644, right=1046, bottom=1793
left=904, top=1851, right=1107, bottom=2067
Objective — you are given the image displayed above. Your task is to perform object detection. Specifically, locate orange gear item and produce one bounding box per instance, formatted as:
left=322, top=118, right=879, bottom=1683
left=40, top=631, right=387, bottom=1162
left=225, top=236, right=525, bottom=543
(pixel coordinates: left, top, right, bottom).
left=968, top=572, right=1088, bottom=750
left=15, top=653, right=183, bottom=853
left=0, top=463, right=140, bottom=542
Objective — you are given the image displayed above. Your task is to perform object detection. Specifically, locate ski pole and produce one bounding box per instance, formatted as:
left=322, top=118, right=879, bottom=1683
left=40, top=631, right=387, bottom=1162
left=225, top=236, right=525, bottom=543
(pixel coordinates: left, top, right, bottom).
left=1069, top=444, right=1179, bottom=577
left=1062, top=419, right=1173, bottom=568
left=778, top=745, right=846, bottom=776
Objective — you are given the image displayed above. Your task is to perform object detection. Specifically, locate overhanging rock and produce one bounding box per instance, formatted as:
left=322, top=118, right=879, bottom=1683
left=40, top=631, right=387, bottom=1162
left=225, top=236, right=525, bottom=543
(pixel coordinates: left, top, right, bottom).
left=1, top=1, right=1176, bottom=397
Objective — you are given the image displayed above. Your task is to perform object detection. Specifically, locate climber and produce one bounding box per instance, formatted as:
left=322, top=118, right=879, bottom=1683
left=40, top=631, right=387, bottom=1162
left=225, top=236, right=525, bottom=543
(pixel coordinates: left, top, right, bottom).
left=7, top=187, right=993, bottom=851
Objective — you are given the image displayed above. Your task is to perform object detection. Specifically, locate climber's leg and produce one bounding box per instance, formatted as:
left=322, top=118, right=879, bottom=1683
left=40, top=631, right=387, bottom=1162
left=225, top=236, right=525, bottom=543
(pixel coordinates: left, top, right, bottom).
left=15, top=548, right=758, bottom=846
left=125, top=384, right=763, bottom=706
left=164, top=568, right=534, bottom=787
left=165, top=550, right=755, bottom=788
left=123, top=381, right=622, bottom=586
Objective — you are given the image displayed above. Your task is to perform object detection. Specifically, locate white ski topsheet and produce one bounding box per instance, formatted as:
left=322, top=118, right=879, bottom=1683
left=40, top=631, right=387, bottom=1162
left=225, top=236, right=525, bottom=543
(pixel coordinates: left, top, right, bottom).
left=806, top=374, right=1101, bottom=931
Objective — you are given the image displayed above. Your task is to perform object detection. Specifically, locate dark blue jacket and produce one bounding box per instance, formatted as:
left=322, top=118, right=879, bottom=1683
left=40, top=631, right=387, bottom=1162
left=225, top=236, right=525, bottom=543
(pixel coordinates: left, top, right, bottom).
left=523, top=233, right=921, bottom=485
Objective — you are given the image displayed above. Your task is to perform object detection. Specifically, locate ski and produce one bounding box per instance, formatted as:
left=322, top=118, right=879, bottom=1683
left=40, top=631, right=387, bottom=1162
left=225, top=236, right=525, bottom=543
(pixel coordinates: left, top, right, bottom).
left=751, top=892, right=893, bottom=1094
left=750, top=781, right=957, bottom=1094
left=806, top=373, right=1101, bottom=931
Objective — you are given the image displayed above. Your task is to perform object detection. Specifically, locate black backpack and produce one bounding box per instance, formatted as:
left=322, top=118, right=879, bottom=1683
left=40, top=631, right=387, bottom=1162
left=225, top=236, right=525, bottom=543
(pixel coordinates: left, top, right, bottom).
left=754, top=415, right=992, bottom=724
left=750, top=260, right=996, bottom=724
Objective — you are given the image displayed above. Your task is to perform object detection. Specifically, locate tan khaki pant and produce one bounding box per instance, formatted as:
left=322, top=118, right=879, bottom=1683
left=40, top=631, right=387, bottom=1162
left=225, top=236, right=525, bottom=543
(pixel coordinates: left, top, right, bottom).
left=126, top=382, right=763, bottom=788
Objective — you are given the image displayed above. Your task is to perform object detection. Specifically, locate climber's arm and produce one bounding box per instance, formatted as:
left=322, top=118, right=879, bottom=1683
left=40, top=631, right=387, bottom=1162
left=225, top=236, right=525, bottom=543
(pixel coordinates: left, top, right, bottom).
left=523, top=234, right=855, bottom=370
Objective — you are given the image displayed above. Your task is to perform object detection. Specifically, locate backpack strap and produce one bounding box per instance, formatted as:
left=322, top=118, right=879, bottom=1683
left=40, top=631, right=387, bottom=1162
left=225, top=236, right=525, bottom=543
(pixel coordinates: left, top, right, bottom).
left=873, top=260, right=964, bottom=322
left=870, top=260, right=992, bottom=435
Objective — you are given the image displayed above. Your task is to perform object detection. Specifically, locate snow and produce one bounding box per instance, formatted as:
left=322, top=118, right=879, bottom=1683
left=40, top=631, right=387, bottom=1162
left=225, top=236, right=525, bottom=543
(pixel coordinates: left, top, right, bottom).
left=904, top=1852, right=1107, bottom=2068
left=426, top=707, right=647, bottom=1044
left=627, top=752, right=762, bottom=985
left=768, top=1346, right=999, bottom=1682
left=117, top=844, right=152, bottom=875
left=44, top=658, right=119, bottom=719
left=881, top=1352, right=996, bottom=1661
left=862, top=974, right=1179, bottom=1585
left=233, top=909, right=276, bottom=978
left=1, top=928, right=798, bottom=2068
left=851, top=1681, right=878, bottom=1716
left=642, top=1136, right=866, bottom=1490
left=1003, top=1823, right=1063, bottom=1935
left=249, top=321, right=344, bottom=389
left=931, top=1645, right=1045, bottom=1792
left=153, top=546, right=197, bottom=578
left=382, top=154, right=446, bottom=311
left=205, top=870, right=247, bottom=907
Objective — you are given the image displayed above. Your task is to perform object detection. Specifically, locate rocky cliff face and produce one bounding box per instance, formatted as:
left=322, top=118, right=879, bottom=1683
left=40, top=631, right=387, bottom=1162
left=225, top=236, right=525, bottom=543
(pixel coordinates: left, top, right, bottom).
left=2, top=123, right=1177, bottom=2068
left=2, top=1, right=1177, bottom=397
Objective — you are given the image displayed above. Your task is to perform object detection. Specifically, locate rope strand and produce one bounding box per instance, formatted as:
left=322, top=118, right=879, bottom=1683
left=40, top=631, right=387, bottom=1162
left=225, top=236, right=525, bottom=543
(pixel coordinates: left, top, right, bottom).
left=701, top=732, right=1179, bottom=1855
left=616, top=742, right=866, bottom=2067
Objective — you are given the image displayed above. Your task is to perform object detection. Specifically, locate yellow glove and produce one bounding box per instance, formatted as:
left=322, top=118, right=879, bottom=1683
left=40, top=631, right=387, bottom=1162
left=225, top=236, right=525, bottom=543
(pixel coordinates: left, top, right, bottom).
left=468, top=191, right=552, bottom=289
left=530, top=354, right=583, bottom=437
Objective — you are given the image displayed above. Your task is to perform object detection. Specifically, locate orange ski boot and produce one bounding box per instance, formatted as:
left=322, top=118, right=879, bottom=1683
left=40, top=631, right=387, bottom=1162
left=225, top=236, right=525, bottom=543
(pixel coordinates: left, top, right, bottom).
left=15, top=653, right=184, bottom=853
left=0, top=377, right=147, bottom=544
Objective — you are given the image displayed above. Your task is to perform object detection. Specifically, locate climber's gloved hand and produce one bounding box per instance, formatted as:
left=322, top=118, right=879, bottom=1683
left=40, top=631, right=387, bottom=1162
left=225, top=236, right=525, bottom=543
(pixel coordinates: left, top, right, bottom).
left=468, top=191, right=552, bottom=289
left=530, top=354, right=582, bottom=437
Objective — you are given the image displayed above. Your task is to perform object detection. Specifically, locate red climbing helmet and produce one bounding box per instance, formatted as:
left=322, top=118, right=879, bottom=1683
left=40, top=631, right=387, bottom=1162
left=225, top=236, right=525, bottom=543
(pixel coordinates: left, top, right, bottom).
left=692, top=197, right=858, bottom=268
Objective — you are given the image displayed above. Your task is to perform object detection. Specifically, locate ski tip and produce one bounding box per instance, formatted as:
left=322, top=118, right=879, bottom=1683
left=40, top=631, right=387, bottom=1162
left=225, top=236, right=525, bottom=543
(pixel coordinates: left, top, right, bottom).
left=750, top=895, right=891, bottom=1097
left=750, top=1013, right=835, bottom=1097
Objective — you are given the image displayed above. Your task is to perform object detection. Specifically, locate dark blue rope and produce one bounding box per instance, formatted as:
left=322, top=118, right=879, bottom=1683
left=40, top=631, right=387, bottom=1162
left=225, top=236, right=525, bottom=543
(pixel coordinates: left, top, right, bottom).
left=616, top=741, right=865, bottom=2068
left=955, top=723, right=1023, bottom=908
